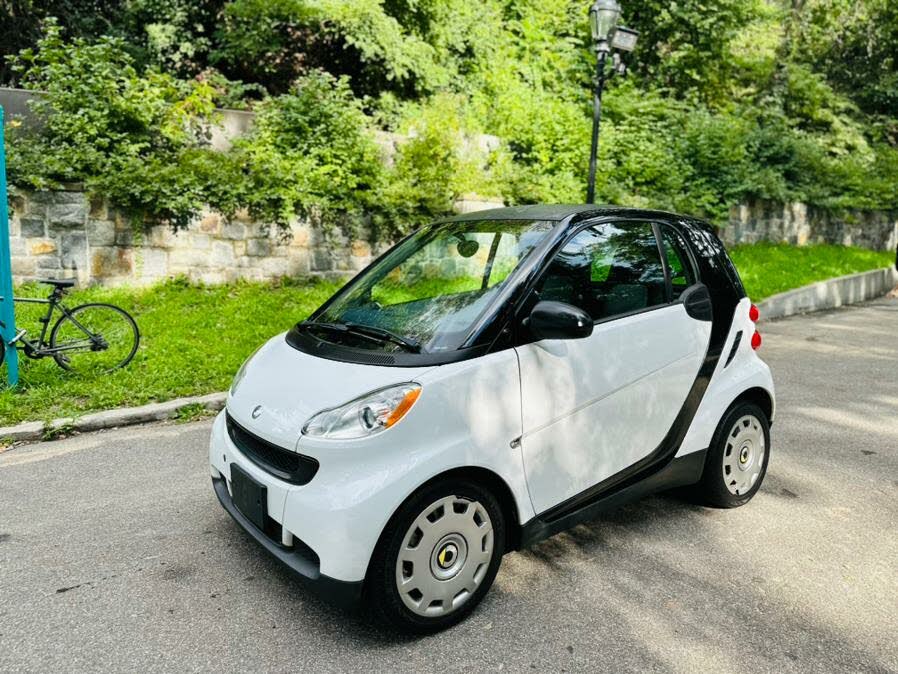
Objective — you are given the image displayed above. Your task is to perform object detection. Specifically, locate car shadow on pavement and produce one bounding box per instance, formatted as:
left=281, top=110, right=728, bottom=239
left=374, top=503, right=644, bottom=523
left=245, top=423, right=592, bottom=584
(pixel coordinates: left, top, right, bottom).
left=504, top=493, right=891, bottom=672
left=210, top=487, right=893, bottom=672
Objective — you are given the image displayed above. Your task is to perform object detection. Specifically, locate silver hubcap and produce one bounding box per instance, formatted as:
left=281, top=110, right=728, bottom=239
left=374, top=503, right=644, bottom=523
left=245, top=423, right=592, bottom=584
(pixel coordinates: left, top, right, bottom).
left=395, top=495, right=494, bottom=617
left=722, top=414, right=765, bottom=495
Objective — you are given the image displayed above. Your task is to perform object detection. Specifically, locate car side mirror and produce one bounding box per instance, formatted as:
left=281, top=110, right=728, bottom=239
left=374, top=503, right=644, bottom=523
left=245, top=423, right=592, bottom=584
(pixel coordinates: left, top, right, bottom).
left=527, top=301, right=594, bottom=341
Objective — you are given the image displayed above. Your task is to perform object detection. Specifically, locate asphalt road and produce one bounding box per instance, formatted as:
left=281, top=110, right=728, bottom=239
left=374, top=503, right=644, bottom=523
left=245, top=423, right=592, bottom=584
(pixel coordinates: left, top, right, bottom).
left=2, top=299, right=897, bottom=673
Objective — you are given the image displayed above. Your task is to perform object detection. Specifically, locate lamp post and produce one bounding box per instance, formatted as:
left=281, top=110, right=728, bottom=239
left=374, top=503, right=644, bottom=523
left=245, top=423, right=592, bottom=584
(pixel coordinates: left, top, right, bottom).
left=586, top=0, right=638, bottom=204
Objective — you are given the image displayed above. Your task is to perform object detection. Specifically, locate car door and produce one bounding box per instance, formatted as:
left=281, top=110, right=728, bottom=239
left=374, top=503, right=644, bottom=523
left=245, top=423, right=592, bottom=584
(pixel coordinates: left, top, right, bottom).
left=515, top=221, right=712, bottom=515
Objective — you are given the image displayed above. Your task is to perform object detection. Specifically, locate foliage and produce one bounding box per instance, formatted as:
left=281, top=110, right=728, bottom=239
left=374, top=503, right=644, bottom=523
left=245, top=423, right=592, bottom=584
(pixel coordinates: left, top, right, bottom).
left=173, top=402, right=215, bottom=422
left=790, top=0, right=898, bottom=119
left=196, top=69, right=267, bottom=110
left=624, top=0, right=763, bottom=102
left=212, top=0, right=322, bottom=92
left=376, top=94, right=509, bottom=233
left=4, top=0, right=898, bottom=232
left=6, top=20, right=222, bottom=228
left=120, top=0, right=226, bottom=75
left=225, top=70, right=385, bottom=232
left=214, top=0, right=445, bottom=96
left=0, top=0, right=124, bottom=83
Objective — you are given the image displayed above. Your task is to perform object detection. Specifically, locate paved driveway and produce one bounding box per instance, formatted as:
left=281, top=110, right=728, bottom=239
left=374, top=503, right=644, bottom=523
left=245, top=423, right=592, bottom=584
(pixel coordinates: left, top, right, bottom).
left=1, top=299, right=896, bottom=673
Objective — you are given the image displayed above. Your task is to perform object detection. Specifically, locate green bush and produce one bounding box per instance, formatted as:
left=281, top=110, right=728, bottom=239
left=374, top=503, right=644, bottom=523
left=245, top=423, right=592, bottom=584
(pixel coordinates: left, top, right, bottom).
left=377, top=94, right=509, bottom=234
left=225, top=70, right=385, bottom=234
left=5, top=25, right=505, bottom=240
left=7, top=19, right=222, bottom=229
left=214, top=0, right=445, bottom=96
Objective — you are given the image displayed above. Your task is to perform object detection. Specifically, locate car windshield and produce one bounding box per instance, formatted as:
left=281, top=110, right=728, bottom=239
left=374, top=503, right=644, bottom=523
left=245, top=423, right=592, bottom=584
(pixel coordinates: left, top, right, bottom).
left=302, top=219, right=554, bottom=353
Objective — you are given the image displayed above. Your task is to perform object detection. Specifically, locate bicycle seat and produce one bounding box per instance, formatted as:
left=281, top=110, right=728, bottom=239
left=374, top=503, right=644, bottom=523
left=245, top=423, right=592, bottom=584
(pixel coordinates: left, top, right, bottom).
left=37, top=278, right=76, bottom=288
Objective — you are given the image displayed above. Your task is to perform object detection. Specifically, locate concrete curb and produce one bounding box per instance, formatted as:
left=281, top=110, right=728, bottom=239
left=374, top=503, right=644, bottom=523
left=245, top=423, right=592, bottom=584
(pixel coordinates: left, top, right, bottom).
left=757, top=266, right=898, bottom=321
left=0, top=391, right=227, bottom=445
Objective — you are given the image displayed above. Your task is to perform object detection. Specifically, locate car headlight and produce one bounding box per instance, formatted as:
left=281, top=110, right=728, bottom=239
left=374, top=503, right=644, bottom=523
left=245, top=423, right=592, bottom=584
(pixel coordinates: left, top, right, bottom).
left=302, top=383, right=422, bottom=440
left=230, top=345, right=262, bottom=396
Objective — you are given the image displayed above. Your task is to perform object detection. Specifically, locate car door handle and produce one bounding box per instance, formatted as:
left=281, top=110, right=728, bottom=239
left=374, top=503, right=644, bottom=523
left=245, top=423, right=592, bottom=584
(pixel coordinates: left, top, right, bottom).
left=681, top=283, right=713, bottom=322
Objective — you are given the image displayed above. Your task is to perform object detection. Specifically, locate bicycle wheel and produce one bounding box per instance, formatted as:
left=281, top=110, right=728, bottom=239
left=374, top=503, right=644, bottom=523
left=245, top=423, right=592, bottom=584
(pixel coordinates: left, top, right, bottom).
left=50, top=303, right=140, bottom=374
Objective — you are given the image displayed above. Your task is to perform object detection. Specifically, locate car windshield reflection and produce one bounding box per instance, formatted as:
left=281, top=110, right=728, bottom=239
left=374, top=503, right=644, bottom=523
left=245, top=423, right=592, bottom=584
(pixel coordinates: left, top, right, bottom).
left=303, top=219, right=554, bottom=353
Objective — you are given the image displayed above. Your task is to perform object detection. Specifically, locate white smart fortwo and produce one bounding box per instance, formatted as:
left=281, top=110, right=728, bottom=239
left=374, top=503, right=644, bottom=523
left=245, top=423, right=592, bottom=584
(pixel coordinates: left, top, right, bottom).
left=210, top=205, right=774, bottom=632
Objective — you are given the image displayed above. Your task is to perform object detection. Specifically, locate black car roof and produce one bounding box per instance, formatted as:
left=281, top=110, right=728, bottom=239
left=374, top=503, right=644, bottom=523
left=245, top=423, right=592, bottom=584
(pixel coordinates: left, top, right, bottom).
left=439, top=204, right=690, bottom=225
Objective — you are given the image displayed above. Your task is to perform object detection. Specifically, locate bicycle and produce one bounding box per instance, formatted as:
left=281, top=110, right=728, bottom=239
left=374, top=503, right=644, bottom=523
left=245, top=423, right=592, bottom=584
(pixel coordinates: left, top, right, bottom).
left=0, top=278, right=140, bottom=374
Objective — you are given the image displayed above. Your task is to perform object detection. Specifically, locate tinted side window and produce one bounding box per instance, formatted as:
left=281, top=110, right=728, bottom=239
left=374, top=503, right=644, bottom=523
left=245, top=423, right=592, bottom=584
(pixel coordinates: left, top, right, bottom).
left=536, top=223, right=667, bottom=322
left=660, top=227, right=697, bottom=300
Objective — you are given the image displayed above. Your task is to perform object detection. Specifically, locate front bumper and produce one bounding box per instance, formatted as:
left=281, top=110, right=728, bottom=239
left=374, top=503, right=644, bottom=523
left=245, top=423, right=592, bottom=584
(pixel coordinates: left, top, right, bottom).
left=209, top=410, right=366, bottom=608
left=211, top=475, right=363, bottom=609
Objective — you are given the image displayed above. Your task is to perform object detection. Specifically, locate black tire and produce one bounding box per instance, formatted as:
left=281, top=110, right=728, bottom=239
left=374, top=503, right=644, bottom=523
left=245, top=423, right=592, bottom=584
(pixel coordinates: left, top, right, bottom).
left=692, top=401, right=771, bottom=508
left=49, top=303, right=140, bottom=374
left=0, top=337, right=5, bottom=370
left=366, top=478, right=506, bottom=634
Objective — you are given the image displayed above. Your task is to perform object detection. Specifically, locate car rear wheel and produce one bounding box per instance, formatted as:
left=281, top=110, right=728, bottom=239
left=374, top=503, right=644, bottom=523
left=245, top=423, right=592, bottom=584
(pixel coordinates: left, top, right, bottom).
left=366, top=479, right=505, bottom=633
left=693, top=401, right=770, bottom=508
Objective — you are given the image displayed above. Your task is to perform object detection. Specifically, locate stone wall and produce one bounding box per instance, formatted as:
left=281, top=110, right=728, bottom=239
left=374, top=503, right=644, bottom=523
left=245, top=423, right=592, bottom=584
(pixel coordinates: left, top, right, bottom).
left=7, top=188, right=390, bottom=286
left=9, top=188, right=897, bottom=288
left=723, top=200, right=898, bottom=252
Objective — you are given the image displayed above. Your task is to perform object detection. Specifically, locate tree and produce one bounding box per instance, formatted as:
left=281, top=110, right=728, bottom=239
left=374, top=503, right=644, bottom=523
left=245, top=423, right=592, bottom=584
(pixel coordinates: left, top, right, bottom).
left=623, top=0, right=764, bottom=101
left=0, top=0, right=124, bottom=84
left=790, top=0, right=898, bottom=120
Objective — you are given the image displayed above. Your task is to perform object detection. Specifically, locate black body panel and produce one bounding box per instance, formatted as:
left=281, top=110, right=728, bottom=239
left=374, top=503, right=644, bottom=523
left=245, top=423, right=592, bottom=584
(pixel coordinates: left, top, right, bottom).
left=518, top=450, right=707, bottom=548
left=226, top=412, right=319, bottom=485
left=285, top=322, right=492, bottom=367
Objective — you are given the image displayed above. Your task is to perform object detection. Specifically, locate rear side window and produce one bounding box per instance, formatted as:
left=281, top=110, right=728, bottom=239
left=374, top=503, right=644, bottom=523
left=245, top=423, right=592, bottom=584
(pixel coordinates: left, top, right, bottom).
left=660, top=226, right=697, bottom=300
left=536, top=222, right=667, bottom=322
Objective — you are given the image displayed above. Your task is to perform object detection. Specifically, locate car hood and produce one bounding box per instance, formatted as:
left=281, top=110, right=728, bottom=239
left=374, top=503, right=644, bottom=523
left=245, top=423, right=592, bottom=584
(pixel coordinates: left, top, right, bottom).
left=226, top=333, right=434, bottom=450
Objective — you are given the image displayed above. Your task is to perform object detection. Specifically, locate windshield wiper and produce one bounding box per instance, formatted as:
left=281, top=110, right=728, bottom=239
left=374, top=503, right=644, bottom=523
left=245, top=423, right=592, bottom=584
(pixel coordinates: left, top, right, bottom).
left=300, top=321, right=421, bottom=353
left=345, top=322, right=422, bottom=353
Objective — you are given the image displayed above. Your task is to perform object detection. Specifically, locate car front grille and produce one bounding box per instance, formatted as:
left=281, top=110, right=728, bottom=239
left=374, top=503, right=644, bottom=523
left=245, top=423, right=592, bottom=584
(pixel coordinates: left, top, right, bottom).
left=225, top=412, right=319, bottom=485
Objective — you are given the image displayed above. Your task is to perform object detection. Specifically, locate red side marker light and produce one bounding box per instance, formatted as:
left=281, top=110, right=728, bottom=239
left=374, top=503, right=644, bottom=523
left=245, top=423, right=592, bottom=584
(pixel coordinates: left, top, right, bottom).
left=749, top=304, right=760, bottom=322
left=751, top=330, right=762, bottom=350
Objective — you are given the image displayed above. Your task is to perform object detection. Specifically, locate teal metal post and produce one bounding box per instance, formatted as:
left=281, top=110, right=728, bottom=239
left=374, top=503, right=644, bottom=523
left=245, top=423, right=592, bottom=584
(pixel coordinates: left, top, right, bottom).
left=0, top=106, right=20, bottom=387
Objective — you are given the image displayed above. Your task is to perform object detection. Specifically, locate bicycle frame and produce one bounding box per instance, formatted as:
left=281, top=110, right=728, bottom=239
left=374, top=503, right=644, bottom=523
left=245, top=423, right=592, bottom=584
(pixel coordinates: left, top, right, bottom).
left=1, top=293, right=104, bottom=357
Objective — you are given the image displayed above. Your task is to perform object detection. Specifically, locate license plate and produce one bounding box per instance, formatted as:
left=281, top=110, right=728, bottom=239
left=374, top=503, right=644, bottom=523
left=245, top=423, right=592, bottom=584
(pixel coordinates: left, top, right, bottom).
left=230, top=464, right=267, bottom=531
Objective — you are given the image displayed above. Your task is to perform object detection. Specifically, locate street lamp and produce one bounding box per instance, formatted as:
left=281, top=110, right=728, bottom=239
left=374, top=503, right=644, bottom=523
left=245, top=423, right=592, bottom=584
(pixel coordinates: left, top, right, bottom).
left=589, top=0, right=621, bottom=53
left=585, top=0, right=638, bottom=204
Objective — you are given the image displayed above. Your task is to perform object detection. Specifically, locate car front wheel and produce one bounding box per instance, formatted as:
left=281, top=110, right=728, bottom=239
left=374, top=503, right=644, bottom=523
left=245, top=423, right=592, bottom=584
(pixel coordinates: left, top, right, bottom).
left=366, top=479, right=505, bottom=633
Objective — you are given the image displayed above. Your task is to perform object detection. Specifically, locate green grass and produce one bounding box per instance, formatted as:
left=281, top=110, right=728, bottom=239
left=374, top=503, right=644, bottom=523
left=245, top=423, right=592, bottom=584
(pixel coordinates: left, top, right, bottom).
left=173, top=402, right=214, bottom=423
left=0, top=277, right=341, bottom=426
left=729, top=243, right=894, bottom=301
left=0, top=243, right=893, bottom=426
